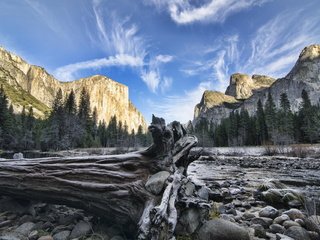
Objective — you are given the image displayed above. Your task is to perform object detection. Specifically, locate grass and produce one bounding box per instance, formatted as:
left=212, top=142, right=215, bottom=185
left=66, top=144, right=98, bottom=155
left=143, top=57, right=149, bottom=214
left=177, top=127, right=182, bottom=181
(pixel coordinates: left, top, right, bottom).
left=0, top=77, right=50, bottom=117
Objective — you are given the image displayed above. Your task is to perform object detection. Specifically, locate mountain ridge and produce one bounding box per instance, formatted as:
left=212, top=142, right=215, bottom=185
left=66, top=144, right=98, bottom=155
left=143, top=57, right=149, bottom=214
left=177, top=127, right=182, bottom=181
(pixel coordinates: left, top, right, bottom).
left=0, top=47, right=147, bottom=132
left=194, top=44, right=320, bottom=126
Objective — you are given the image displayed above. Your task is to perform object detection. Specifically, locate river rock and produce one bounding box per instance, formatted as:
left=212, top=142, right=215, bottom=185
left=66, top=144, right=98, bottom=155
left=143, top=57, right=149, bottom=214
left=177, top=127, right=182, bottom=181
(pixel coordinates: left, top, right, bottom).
left=145, top=171, right=170, bottom=195
left=251, top=217, right=273, bottom=228
left=259, top=206, right=279, bottom=219
left=283, top=209, right=305, bottom=220
left=38, top=236, right=54, bottom=240
left=284, top=226, right=311, bottom=240
left=274, top=214, right=290, bottom=224
left=283, top=220, right=301, bottom=228
left=13, top=153, right=23, bottom=159
left=252, top=224, right=266, bottom=238
left=28, top=230, right=39, bottom=240
left=0, top=235, right=21, bottom=240
left=14, top=222, right=35, bottom=236
left=184, top=182, right=195, bottom=196
left=270, top=224, right=285, bottom=234
left=69, top=221, right=92, bottom=239
left=262, top=189, right=283, bottom=204
left=276, top=233, right=295, bottom=240
left=176, top=208, right=200, bottom=234
left=53, top=231, right=70, bottom=240
left=197, top=186, right=210, bottom=201
left=197, top=219, right=250, bottom=240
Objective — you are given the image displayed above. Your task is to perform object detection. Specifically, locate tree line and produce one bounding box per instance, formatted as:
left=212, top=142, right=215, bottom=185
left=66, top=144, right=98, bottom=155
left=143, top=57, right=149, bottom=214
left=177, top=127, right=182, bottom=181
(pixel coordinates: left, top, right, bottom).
left=193, top=90, right=320, bottom=147
left=0, top=86, right=151, bottom=151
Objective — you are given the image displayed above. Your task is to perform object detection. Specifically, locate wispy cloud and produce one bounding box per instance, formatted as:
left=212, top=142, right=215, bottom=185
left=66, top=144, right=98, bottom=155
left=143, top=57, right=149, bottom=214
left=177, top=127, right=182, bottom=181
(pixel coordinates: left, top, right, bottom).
left=145, top=0, right=270, bottom=24
left=54, top=1, right=173, bottom=93
left=242, top=11, right=320, bottom=77
left=55, top=54, right=143, bottom=81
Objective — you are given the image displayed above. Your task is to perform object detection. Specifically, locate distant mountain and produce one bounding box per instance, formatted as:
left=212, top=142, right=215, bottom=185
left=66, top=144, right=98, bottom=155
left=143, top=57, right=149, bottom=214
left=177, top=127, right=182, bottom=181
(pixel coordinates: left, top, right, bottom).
left=194, top=44, right=320, bottom=126
left=0, top=47, right=147, bottom=132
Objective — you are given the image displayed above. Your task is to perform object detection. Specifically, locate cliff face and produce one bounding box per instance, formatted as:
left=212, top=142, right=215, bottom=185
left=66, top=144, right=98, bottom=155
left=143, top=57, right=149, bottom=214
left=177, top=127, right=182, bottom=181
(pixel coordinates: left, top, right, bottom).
left=194, top=44, right=320, bottom=125
left=0, top=47, right=147, bottom=132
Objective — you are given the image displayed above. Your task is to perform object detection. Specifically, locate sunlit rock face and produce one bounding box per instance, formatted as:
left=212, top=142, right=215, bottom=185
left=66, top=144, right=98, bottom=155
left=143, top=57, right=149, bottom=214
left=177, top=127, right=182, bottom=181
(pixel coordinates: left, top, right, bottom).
left=225, top=73, right=275, bottom=100
left=0, top=47, right=147, bottom=132
left=194, top=44, right=320, bottom=125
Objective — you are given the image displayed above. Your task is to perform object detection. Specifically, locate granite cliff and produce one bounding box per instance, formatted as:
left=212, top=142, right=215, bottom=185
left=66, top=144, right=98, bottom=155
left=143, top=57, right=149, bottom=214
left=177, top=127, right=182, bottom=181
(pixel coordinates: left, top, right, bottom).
left=0, top=47, right=147, bottom=132
left=194, top=44, right=320, bottom=125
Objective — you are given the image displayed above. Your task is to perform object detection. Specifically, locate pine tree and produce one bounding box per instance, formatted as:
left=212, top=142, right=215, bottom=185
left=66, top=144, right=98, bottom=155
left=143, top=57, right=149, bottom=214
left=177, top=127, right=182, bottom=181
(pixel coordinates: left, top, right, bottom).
left=256, top=99, right=268, bottom=145
left=78, top=87, right=93, bottom=147
left=264, top=92, right=276, bottom=143
left=276, top=93, right=294, bottom=145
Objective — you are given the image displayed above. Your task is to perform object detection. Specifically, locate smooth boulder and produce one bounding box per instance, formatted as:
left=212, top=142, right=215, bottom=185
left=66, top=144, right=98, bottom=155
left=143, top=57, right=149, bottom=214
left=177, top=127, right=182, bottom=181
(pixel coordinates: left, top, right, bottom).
left=145, top=171, right=170, bottom=195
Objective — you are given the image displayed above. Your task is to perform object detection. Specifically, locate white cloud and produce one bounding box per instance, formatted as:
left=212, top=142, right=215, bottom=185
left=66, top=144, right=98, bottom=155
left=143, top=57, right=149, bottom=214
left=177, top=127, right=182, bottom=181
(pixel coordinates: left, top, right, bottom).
left=148, top=81, right=213, bottom=123
left=145, top=0, right=270, bottom=24
left=242, top=11, right=320, bottom=77
left=55, top=54, right=143, bottom=81
left=156, top=54, right=174, bottom=63
left=141, top=70, right=161, bottom=93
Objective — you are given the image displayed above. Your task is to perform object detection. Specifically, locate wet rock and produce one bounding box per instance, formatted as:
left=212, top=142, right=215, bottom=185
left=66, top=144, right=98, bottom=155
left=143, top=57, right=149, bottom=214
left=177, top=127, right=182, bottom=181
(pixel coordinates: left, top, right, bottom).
left=259, top=206, right=279, bottom=219
left=284, top=226, right=311, bottom=240
left=252, top=224, right=266, bottom=238
left=14, top=222, right=35, bottom=236
left=274, top=214, right=290, bottom=225
left=269, top=224, right=285, bottom=234
left=283, top=209, right=305, bottom=220
left=283, top=220, right=301, bottom=228
left=145, top=171, right=170, bottom=195
left=209, top=190, right=223, bottom=202
left=69, top=221, right=92, bottom=239
left=197, top=219, right=250, bottom=240
left=53, top=231, right=70, bottom=240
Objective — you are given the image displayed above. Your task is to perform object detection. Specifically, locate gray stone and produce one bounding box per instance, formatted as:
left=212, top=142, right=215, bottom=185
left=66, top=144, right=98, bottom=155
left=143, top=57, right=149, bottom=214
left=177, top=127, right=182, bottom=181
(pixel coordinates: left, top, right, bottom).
left=0, top=234, right=22, bottom=240
left=276, top=233, right=295, bottom=240
left=308, top=231, right=319, bottom=240
left=283, top=220, right=301, bottom=228
left=283, top=209, right=305, bottom=220
left=253, top=224, right=266, bottom=238
left=269, top=224, right=285, bottom=234
left=176, top=208, right=200, bottom=234
left=284, top=226, right=311, bottom=240
left=145, top=171, right=170, bottom=195
left=197, top=219, right=250, bottom=240
left=14, top=222, right=35, bottom=236
left=38, top=236, right=54, bottom=240
left=28, top=230, right=39, bottom=240
left=262, top=189, right=283, bottom=204
left=184, top=182, right=195, bottom=196
left=274, top=214, right=290, bottom=224
left=242, top=212, right=255, bottom=220
left=259, top=206, right=279, bottom=219
left=294, top=218, right=305, bottom=227
left=69, top=221, right=92, bottom=239
left=251, top=217, right=273, bottom=228
left=53, top=231, right=70, bottom=240
left=197, top=186, right=210, bottom=201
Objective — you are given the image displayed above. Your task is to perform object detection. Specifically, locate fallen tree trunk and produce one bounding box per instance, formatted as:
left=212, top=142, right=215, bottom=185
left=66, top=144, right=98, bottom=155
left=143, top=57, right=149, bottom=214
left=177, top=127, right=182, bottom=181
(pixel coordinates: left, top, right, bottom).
left=0, top=115, right=209, bottom=239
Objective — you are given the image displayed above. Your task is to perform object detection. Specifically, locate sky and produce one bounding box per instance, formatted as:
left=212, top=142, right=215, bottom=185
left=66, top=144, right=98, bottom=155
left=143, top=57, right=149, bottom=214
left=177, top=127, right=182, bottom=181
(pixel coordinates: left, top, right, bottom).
left=0, top=0, right=320, bottom=124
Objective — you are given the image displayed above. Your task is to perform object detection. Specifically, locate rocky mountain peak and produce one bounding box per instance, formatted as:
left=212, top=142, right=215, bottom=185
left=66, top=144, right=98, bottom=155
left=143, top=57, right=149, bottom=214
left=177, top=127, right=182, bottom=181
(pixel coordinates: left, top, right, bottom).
left=225, top=73, right=275, bottom=100
left=298, top=44, right=320, bottom=61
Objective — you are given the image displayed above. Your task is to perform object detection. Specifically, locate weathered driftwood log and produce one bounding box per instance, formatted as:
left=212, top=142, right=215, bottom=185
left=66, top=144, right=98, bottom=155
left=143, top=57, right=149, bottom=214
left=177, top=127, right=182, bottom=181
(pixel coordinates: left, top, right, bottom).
left=0, top=115, right=208, bottom=239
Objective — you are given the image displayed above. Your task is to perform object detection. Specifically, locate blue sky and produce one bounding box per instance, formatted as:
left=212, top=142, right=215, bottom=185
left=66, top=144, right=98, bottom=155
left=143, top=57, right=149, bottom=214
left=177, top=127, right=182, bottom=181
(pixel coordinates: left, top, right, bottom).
left=0, top=0, right=320, bottom=123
